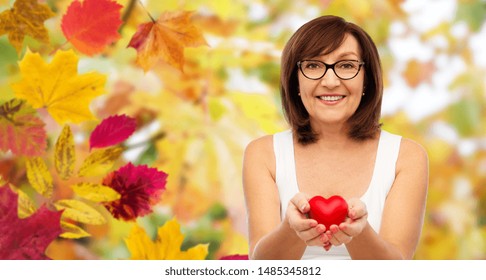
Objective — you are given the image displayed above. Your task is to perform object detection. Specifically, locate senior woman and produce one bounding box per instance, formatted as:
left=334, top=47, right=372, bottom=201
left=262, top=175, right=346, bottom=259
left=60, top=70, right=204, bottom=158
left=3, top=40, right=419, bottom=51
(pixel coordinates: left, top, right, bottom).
left=243, top=15, right=428, bottom=260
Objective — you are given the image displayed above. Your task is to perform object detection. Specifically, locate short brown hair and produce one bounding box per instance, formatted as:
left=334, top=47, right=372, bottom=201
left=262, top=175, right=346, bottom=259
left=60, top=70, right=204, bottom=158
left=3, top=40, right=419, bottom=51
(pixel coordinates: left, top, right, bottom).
left=280, top=15, right=383, bottom=144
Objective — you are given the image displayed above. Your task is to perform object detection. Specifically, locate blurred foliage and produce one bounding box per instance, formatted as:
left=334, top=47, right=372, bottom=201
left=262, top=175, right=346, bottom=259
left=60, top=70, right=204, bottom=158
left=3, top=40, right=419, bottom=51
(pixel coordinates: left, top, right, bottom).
left=1, top=0, right=485, bottom=259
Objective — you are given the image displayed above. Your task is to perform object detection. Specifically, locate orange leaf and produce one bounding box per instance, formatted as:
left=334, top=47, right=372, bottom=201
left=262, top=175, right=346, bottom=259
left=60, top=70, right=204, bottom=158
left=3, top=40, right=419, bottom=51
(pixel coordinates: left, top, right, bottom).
left=0, top=0, right=55, bottom=55
left=127, top=11, right=207, bottom=72
left=61, top=0, right=123, bottom=56
left=403, top=60, right=436, bottom=88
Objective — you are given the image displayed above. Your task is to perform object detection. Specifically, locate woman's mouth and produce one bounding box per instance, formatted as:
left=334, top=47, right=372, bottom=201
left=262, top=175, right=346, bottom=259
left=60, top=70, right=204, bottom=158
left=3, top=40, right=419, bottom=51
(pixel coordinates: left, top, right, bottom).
left=318, top=95, right=345, bottom=102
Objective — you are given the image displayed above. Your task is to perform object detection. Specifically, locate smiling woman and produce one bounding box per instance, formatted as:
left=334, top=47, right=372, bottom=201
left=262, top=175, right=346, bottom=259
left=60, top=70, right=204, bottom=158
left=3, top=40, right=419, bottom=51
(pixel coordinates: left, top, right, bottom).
left=242, top=15, right=429, bottom=260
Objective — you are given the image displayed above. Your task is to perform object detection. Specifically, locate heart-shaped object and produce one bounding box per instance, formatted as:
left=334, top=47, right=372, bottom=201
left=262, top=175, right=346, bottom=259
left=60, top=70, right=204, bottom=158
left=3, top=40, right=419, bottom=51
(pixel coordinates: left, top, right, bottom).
left=308, top=195, right=348, bottom=229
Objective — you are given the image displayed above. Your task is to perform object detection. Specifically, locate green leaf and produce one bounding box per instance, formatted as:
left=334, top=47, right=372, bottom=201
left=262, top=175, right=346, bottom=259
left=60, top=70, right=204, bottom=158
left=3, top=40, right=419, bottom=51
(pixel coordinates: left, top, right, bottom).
left=449, top=99, right=482, bottom=136
left=456, top=1, right=486, bottom=31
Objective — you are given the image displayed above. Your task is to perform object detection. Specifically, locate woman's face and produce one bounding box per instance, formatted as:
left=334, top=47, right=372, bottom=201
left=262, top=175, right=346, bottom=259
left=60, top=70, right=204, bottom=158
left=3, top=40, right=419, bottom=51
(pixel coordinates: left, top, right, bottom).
left=297, top=34, right=365, bottom=130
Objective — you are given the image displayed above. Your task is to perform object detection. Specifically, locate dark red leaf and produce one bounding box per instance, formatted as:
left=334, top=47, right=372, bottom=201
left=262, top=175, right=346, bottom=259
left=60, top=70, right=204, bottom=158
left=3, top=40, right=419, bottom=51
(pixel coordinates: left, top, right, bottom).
left=219, top=254, right=249, bottom=260
left=102, top=163, right=168, bottom=221
left=89, top=114, right=137, bottom=149
left=0, top=185, right=62, bottom=260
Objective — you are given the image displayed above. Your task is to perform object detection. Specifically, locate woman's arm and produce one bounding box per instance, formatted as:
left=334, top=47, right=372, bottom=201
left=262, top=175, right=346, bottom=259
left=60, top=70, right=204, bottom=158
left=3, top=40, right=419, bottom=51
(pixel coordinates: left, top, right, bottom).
left=243, top=136, right=327, bottom=259
left=328, top=138, right=429, bottom=259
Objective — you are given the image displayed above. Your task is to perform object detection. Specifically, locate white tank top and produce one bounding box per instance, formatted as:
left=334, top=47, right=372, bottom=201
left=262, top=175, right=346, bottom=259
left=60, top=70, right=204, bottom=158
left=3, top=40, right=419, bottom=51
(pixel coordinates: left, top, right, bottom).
left=273, top=129, right=401, bottom=259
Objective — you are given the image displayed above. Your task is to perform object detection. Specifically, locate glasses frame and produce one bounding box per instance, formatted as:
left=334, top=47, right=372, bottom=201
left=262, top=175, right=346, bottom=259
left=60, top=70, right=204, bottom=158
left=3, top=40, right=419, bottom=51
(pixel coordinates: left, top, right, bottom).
left=297, top=60, right=365, bottom=80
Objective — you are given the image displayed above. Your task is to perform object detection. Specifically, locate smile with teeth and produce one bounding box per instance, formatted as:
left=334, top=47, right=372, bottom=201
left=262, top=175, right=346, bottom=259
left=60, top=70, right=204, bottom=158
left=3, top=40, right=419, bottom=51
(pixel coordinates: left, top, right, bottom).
left=318, top=95, right=345, bottom=101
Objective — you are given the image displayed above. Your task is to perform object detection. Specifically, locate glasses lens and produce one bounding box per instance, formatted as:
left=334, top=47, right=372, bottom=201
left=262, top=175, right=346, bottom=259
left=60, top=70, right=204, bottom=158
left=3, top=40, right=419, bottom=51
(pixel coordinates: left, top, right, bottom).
left=300, top=61, right=325, bottom=79
left=335, top=61, right=360, bottom=79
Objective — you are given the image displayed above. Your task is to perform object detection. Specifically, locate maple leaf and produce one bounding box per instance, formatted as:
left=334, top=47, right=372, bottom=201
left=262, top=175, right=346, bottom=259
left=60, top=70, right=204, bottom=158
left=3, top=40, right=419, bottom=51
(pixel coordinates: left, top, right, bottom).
left=0, top=99, right=47, bottom=157
left=127, top=11, right=208, bottom=72
left=11, top=49, right=107, bottom=125
left=61, top=0, right=123, bottom=56
left=102, top=162, right=168, bottom=221
left=0, top=185, right=62, bottom=260
left=89, top=114, right=137, bottom=150
left=125, top=218, right=208, bottom=260
left=0, top=0, right=55, bottom=55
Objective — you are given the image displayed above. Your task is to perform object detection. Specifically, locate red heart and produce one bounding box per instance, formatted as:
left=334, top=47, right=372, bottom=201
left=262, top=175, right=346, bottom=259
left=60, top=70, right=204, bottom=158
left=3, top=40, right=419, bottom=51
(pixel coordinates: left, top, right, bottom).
left=308, top=195, right=348, bottom=229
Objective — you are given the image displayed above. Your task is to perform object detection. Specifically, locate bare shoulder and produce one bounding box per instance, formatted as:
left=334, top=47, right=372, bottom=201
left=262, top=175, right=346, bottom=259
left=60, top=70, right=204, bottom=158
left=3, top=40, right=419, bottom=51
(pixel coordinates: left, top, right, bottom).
left=399, top=137, right=428, bottom=161
left=243, top=134, right=276, bottom=178
left=396, top=137, right=429, bottom=174
left=244, top=134, right=274, bottom=156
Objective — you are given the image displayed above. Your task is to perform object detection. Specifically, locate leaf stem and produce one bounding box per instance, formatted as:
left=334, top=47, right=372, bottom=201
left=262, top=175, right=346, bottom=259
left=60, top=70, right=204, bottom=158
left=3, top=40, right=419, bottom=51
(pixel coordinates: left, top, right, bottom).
left=137, top=0, right=156, bottom=23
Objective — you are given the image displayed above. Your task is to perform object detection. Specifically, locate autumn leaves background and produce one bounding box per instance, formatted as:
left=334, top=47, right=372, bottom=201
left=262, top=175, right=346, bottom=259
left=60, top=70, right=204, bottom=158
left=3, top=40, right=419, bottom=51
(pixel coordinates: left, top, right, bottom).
left=1, top=0, right=486, bottom=260
left=0, top=0, right=226, bottom=260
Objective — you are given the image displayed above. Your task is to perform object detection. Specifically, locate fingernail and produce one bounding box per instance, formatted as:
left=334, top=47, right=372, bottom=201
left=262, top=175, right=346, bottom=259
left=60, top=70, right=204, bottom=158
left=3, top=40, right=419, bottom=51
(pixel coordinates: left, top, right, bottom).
left=301, top=204, right=307, bottom=212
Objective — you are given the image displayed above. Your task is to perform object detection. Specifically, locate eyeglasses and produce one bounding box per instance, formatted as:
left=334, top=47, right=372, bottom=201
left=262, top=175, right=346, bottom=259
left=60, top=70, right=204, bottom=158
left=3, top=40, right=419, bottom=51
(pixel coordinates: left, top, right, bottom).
left=297, top=60, right=365, bottom=80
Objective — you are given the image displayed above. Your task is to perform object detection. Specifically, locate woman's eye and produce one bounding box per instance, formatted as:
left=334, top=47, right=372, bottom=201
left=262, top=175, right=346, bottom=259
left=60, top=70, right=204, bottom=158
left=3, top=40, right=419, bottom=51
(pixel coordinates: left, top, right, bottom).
left=306, top=63, right=321, bottom=69
left=338, top=62, right=356, bottom=69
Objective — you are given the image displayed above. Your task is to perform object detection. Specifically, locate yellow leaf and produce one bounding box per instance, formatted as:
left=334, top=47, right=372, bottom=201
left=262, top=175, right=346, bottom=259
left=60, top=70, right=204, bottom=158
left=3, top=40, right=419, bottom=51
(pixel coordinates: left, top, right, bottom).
left=11, top=49, right=106, bottom=124
left=125, top=218, right=208, bottom=260
left=230, top=92, right=284, bottom=134
left=70, top=182, right=120, bottom=202
left=0, top=0, right=55, bottom=54
left=17, top=189, right=37, bottom=218
left=127, top=11, right=207, bottom=71
left=54, top=199, right=106, bottom=225
left=77, top=146, right=124, bottom=177
left=216, top=220, right=249, bottom=257
left=124, top=223, right=154, bottom=259
left=54, top=124, right=75, bottom=180
left=25, top=157, right=53, bottom=198
left=60, top=221, right=91, bottom=239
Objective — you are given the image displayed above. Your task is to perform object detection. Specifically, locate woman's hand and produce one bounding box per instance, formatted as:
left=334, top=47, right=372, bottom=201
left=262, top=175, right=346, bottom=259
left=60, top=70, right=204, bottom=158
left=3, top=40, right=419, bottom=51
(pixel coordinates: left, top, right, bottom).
left=286, top=193, right=331, bottom=247
left=324, top=198, right=368, bottom=247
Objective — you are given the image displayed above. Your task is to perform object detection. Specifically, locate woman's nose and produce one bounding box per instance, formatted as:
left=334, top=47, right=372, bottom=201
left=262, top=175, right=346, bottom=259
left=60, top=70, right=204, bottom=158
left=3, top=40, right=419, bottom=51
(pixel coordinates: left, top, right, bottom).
left=319, top=68, right=341, bottom=88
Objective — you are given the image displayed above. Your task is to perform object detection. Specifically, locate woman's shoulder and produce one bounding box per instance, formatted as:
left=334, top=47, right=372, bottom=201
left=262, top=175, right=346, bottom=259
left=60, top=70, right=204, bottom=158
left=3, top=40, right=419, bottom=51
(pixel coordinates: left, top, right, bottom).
left=243, top=134, right=279, bottom=179
left=381, top=130, right=427, bottom=159
left=400, top=137, right=428, bottom=159
left=243, top=134, right=275, bottom=165
left=245, top=134, right=273, bottom=151
left=396, top=135, right=429, bottom=172
left=245, top=130, right=292, bottom=154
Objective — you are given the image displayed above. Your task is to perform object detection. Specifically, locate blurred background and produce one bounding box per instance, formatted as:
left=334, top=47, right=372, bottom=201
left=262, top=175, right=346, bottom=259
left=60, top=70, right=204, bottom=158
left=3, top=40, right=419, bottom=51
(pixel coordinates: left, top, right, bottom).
left=0, top=0, right=485, bottom=259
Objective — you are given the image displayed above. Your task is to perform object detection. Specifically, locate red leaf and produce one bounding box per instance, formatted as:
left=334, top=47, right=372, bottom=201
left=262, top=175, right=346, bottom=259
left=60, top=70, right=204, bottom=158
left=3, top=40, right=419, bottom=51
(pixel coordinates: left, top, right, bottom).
left=219, top=254, right=249, bottom=260
left=0, top=185, right=62, bottom=259
left=0, top=99, right=47, bottom=157
left=89, top=114, right=137, bottom=149
left=61, top=0, right=123, bottom=56
left=102, top=163, right=168, bottom=221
